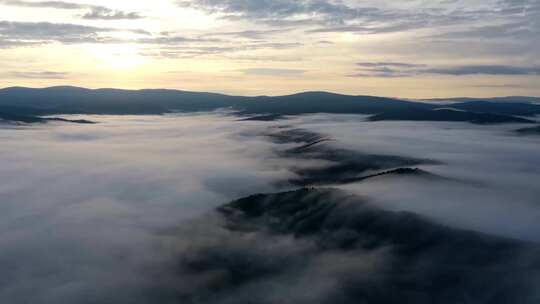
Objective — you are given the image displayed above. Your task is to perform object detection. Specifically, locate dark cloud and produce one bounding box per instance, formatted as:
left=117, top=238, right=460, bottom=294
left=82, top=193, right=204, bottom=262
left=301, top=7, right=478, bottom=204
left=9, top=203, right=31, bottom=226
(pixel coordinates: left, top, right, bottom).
left=425, top=65, right=540, bottom=76
left=349, top=62, right=540, bottom=77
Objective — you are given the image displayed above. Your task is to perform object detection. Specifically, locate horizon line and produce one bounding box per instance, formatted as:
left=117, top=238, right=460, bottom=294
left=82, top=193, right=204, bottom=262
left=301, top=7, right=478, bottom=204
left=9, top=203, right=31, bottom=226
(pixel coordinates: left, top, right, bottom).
left=1, top=85, right=539, bottom=100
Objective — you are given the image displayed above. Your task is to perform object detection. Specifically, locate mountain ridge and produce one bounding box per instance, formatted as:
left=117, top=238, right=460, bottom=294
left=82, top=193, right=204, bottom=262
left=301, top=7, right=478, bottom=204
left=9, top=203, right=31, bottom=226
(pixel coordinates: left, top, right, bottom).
left=1, top=86, right=538, bottom=125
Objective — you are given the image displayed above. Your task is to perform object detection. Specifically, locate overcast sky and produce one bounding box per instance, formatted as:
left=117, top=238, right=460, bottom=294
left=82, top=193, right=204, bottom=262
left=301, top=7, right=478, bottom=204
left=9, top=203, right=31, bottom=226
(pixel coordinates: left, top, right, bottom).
left=0, top=0, right=538, bottom=97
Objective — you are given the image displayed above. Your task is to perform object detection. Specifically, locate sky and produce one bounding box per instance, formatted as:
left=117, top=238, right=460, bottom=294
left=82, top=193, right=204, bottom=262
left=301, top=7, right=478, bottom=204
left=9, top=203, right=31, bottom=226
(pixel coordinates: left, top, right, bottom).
left=0, top=0, right=538, bottom=97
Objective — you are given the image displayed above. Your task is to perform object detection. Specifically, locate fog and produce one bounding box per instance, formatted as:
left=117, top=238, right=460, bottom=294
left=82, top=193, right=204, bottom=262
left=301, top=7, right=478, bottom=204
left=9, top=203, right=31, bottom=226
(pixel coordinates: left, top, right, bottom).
left=0, top=113, right=291, bottom=303
left=287, top=114, right=540, bottom=241
left=1, top=112, right=539, bottom=303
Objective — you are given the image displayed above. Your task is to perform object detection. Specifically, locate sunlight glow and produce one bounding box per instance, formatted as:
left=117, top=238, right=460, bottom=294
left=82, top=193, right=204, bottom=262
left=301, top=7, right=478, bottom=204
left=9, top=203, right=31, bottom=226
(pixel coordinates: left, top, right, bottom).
left=88, top=44, right=149, bottom=69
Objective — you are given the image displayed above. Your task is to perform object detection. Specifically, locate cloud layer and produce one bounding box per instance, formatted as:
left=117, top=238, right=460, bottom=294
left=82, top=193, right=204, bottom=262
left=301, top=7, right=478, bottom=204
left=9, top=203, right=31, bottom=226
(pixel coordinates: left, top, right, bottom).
left=350, top=62, right=540, bottom=77
left=0, top=113, right=291, bottom=303
left=286, top=114, right=540, bottom=241
left=1, top=112, right=540, bottom=303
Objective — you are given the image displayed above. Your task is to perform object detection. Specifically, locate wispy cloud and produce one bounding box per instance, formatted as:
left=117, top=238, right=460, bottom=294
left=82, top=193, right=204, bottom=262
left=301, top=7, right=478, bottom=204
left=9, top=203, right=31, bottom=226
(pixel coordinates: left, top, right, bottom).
left=239, top=68, right=306, bottom=77
left=0, top=20, right=148, bottom=45
left=6, top=70, right=69, bottom=79
left=0, top=0, right=143, bottom=20
left=81, top=7, right=143, bottom=20
left=140, top=42, right=302, bottom=59
left=349, top=62, right=540, bottom=78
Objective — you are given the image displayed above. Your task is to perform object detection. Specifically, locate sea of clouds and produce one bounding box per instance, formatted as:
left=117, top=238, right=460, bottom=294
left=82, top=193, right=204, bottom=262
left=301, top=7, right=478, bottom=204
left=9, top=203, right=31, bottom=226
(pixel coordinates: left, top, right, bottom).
left=1, top=112, right=539, bottom=303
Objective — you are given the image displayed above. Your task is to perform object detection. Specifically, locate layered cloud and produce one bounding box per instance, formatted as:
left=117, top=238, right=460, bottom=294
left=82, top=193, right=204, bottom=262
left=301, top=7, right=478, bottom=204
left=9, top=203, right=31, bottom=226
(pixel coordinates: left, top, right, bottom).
left=0, top=20, right=148, bottom=45
left=0, top=0, right=538, bottom=96
left=3, top=70, right=69, bottom=79
left=350, top=62, right=540, bottom=77
left=178, top=0, right=539, bottom=36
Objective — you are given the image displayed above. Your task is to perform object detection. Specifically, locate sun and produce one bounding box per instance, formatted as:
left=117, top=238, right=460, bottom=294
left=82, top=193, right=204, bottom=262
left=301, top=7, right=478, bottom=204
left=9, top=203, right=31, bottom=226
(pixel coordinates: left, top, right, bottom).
left=88, top=43, right=149, bottom=69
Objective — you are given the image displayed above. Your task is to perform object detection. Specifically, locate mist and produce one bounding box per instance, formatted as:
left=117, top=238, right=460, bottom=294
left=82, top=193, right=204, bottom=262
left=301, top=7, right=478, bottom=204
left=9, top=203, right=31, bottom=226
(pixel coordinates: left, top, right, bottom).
left=1, top=112, right=539, bottom=303
left=0, top=113, right=291, bottom=303
left=285, top=114, right=540, bottom=241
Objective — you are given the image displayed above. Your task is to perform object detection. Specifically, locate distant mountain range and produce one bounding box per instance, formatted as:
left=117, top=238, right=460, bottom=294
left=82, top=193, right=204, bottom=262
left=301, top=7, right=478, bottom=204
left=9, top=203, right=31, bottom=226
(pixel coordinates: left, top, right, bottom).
left=425, top=96, right=540, bottom=104
left=1, top=86, right=539, bottom=125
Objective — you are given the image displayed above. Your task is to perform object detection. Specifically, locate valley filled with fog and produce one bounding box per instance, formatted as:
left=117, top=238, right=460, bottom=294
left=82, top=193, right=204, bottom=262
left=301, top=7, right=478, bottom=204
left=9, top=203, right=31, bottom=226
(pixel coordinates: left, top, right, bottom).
left=1, top=113, right=539, bottom=303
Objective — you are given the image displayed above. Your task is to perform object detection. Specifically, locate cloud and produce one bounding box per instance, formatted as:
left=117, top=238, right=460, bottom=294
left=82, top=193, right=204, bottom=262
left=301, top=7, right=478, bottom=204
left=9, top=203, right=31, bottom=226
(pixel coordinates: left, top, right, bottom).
left=177, top=0, right=441, bottom=35
left=240, top=68, right=306, bottom=77
left=0, top=113, right=291, bottom=303
left=203, top=29, right=289, bottom=39
left=155, top=187, right=540, bottom=304
left=177, top=0, right=534, bottom=35
left=177, top=0, right=361, bottom=24
left=175, top=0, right=539, bottom=66
left=433, top=22, right=540, bottom=40
left=469, top=83, right=531, bottom=89
left=0, top=20, right=148, bottom=45
left=0, top=0, right=86, bottom=9
left=349, top=62, right=540, bottom=77
left=140, top=42, right=302, bottom=59
left=81, top=7, right=142, bottom=20
left=5, top=70, right=69, bottom=79
left=0, top=19, right=298, bottom=58
left=286, top=114, right=540, bottom=242
left=0, top=39, right=43, bottom=48
left=1, top=112, right=540, bottom=303
left=356, top=62, right=426, bottom=68
left=425, top=65, right=540, bottom=76
left=0, top=0, right=144, bottom=20
left=0, top=0, right=538, bottom=74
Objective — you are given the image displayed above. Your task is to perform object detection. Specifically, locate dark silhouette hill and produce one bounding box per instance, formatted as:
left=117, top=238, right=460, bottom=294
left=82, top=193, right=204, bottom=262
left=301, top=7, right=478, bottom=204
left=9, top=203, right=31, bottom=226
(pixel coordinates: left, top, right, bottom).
left=264, top=127, right=438, bottom=186
left=0, top=105, right=95, bottom=124
left=0, top=86, right=537, bottom=124
left=446, top=101, right=540, bottom=116
left=161, top=188, right=540, bottom=304
left=427, top=96, right=540, bottom=104
left=369, top=108, right=534, bottom=124
left=0, top=86, right=239, bottom=115
left=516, top=125, right=540, bottom=136
left=239, top=91, right=433, bottom=115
